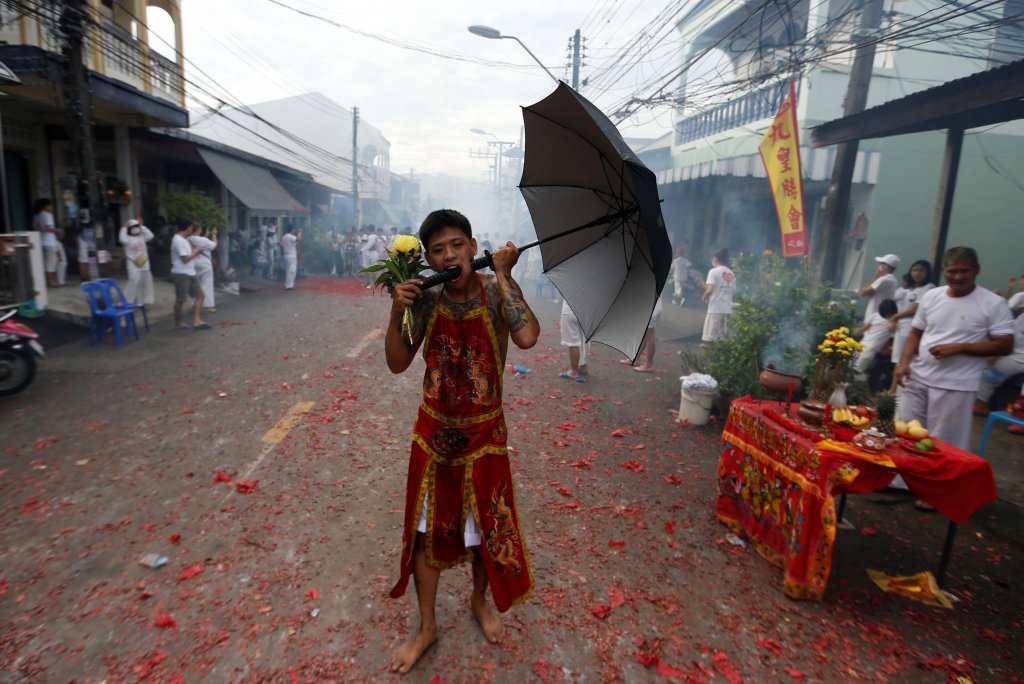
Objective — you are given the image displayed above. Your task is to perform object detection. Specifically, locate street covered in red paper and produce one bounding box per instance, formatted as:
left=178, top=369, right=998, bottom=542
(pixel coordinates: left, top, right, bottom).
left=1, top=283, right=1021, bottom=683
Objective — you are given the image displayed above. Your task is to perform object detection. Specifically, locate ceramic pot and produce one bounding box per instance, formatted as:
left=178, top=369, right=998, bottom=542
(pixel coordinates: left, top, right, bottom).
left=759, top=367, right=803, bottom=395
left=797, top=399, right=827, bottom=427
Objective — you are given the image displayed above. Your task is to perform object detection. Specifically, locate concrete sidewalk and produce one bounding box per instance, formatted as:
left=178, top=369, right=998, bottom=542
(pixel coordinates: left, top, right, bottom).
left=40, top=274, right=268, bottom=327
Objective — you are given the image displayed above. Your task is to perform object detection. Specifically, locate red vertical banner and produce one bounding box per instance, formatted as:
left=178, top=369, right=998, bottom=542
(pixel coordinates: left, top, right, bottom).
left=758, top=82, right=807, bottom=257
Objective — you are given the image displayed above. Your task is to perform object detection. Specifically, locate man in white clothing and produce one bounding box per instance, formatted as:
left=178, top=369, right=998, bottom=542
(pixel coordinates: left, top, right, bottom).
left=701, top=247, right=736, bottom=343
left=893, top=246, right=1014, bottom=450
left=170, top=218, right=207, bottom=330
left=860, top=253, right=899, bottom=323
left=282, top=225, right=299, bottom=290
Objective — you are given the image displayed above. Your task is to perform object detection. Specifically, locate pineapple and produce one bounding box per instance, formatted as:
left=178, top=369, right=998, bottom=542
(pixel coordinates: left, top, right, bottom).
left=873, top=391, right=897, bottom=436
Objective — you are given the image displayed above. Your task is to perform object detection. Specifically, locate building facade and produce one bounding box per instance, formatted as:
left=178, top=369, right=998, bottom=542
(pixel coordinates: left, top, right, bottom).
left=662, top=0, right=1024, bottom=290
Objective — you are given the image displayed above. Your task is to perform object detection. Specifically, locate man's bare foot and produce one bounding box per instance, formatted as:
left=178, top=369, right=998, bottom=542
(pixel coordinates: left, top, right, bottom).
left=471, top=595, right=504, bottom=644
left=633, top=365, right=653, bottom=373
left=390, top=625, right=438, bottom=674
left=618, top=359, right=634, bottom=366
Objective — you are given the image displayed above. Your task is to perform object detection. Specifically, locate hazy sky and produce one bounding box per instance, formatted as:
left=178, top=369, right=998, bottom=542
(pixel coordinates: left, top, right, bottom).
left=149, top=0, right=687, bottom=182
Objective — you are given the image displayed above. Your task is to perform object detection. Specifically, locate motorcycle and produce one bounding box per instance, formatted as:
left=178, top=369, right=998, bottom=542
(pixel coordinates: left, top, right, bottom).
left=0, top=308, right=44, bottom=396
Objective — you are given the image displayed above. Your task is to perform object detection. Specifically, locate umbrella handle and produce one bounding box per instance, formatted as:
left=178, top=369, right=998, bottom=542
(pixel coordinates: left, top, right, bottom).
left=419, top=252, right=494, bottom=289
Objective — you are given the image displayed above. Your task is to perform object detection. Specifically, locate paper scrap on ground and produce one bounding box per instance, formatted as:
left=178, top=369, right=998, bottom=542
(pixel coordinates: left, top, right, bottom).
left=867, top=569, right=953, bottom=609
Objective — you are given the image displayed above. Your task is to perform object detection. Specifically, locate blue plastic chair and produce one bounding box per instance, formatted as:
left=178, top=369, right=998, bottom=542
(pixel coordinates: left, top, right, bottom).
left=977, top=411, right=1024, bottom=456
left=80, top=281, right=139, bottom=347
left=96, top=278, right=150, bottom=333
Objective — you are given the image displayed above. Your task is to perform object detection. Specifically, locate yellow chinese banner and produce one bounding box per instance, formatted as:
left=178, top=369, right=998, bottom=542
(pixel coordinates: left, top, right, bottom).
left=758, top=81, right=807, bottom=257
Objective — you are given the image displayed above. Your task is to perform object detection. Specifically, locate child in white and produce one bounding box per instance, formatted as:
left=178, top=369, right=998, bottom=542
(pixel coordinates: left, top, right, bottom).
left=188, top=226, right=218, bottom=311
left=118, top=219, right=155, bottom=305
left=702, top=247, right=736, bottom=342
left=889, top=260, right=934, bottom=364
left=669, top=244, right=691, bottom=306
left=282, top=226, right=299, bottom=290
left=854, top=299, right=897, bottom=374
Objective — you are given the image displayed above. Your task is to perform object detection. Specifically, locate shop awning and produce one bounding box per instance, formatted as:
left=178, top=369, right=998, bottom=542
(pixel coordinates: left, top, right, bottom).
left=197, top=148, right=306, bottom=213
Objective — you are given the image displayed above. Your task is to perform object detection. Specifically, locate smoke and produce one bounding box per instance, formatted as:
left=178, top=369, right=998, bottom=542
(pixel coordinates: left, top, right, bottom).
left=762, top=312, right=815, bottom=374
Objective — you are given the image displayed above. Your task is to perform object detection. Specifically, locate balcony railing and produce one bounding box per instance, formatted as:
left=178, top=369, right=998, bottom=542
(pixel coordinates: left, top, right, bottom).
left=150, top=51, right=183, bottom=101
left=674, top=79, right=801, bottom=146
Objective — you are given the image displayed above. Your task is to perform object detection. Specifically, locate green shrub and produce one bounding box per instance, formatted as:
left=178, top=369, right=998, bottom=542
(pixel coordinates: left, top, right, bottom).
left=702, top=253, right=857, bottom=400
left=158, top=191, right=227, bottom=231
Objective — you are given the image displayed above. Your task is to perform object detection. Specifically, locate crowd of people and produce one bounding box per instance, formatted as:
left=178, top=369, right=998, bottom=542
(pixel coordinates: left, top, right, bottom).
left=850, top=249, right=1023, bottom=443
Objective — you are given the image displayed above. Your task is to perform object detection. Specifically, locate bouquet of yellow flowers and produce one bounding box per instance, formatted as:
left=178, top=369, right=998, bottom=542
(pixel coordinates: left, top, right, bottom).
left=810, top=326, right=864, bottom=401
left=361, top=234, right=428, bottom=345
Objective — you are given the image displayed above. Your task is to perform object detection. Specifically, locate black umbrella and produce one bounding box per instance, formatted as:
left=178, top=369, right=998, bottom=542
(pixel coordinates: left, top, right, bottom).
left=519, top=83, right=672, bottom=361
left=420, top=83, right=670, bottom=361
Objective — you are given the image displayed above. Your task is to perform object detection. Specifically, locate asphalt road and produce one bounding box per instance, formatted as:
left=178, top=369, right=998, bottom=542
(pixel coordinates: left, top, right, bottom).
left=1, top=277, right=1021, bottom=683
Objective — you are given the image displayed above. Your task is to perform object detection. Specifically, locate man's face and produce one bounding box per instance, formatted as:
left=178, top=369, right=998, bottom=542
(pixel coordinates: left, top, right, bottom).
left=942, top=259, right=979, bottom=297
left=425, top=226, right=477, bottom=286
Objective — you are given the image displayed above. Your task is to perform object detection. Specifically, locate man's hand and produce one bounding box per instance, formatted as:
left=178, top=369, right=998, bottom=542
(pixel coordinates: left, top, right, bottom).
left=391, top=279, right=423, bottom=309
left=490, top=241, right=521, bottom=276
left=892, top=362, right=912, bottom=390
left=928, top=343, right=962, bottom=359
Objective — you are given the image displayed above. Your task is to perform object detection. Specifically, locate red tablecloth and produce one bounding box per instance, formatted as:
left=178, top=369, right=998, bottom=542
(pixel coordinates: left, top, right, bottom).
left=716, top=397, right=998, bottom=600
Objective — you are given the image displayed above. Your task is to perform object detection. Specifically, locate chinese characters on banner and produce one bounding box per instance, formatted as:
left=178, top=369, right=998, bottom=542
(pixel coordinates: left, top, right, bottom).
left=758, top=82, right=807, bottom=257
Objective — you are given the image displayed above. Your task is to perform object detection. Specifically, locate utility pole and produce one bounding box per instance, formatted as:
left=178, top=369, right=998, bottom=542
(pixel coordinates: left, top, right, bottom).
left=571, top=29, right=581, bottom=90
left=59, top=0, right=103, bottom=278
left=351, top=106, right=360, bottom=229
left=815, top=0, right=884, bottom=284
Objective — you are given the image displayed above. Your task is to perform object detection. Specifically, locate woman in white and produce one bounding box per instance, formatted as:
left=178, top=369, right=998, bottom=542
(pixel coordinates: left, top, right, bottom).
left=33, top=198, right=66, bottom=287
left=701, top=247, right=736, bottom=343
left=889, top=260, right=934, bottom=364
left=188, top=224, right=218, bottom=312
left=118, top=219, right=155, bottom=305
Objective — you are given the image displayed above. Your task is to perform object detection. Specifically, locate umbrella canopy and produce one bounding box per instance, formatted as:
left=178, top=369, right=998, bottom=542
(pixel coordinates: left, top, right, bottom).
left=519, top=82, right=672, bottom=361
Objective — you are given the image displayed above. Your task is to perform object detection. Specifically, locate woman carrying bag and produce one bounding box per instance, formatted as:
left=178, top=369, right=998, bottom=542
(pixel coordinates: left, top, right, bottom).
left=118, top=218, right=155, bottom=305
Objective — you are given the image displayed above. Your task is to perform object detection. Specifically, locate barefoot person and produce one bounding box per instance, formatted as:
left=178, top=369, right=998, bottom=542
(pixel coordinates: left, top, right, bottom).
left=385, top=209, right=539, bottom=674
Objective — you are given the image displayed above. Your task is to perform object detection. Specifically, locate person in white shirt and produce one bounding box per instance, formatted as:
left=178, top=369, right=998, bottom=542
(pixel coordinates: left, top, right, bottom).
left=669, top=243, right=692, bottom=307
left=854, top=299, right=897, bottom=376
left=360, top=229, right=384, bottom=288
left=559, top=299, right=590, bottom=382
left=973, top=312, right=1024, bottom=415
left=265, top=224, right=279, bottom=279
left=888, top=260, right=934, bottom=364
left=188, top=224, right=218, bottom=311
left=701, top=247, right=736, bottom=343
left=33, top=198, right=66, bottom=287
left=622, top=295, right=664, bottom=372
left=118, top=218, right=155, bottom=305
left=170, top=217, right=207, bottom=330
left=860, top=253, right=900, bottom=323
left=893, top=246, right=1014, bottom=450
left=281, top=225, right=299, bottom=290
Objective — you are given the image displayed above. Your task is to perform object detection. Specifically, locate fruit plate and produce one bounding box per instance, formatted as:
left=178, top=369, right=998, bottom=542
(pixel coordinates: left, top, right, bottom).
left=897, top=440, right=942, bottom=456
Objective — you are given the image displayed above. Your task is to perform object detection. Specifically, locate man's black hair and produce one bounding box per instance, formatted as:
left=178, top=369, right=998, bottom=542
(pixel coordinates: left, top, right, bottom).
left=879, top=299, right=898, bottom=318
left=33, top=198, right=52, bottom=213
left=174, top=217, right=194, bottom=233
left=419, top=209, right=472, bottom=248
left=284, top=224, right=294, bottom=233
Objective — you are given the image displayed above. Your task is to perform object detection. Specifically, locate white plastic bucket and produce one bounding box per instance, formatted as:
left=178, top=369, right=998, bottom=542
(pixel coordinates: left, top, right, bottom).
left=679, top=386, right=716, bottom=426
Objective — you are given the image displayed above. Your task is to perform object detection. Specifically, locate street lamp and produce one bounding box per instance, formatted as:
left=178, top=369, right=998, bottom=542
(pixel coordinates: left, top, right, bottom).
left=467, top=24, right=560, bottom=85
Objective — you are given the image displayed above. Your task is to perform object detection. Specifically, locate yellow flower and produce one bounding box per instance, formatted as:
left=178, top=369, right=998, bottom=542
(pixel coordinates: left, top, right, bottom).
left=390, top=234, right=421, bottom=258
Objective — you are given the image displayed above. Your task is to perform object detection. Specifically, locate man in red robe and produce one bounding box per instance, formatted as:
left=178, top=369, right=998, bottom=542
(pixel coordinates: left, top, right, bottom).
left=385, top=209, right=540, bottom=674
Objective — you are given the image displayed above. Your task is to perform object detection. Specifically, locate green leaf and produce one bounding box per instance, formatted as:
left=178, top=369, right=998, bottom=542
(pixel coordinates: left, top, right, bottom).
left=361, top=264, right=385, bottom=273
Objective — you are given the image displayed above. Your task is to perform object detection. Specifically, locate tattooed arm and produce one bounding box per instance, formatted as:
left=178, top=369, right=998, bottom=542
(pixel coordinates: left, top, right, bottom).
left=491, top=241, right=540, bottom=350
left=384, top=280, right=436, bottom=373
